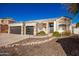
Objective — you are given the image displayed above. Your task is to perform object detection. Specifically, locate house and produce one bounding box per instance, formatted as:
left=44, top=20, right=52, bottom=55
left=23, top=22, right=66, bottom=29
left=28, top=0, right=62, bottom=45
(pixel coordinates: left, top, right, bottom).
left=8, top=16, right=72, bottom=35
left=72, top=23, right=79, bottom=34
left=0, top=18, right=15, bottom=33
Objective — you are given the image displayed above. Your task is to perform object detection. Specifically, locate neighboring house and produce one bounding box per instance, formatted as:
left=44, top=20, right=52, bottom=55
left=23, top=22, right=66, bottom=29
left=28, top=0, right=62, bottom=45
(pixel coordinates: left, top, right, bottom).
left=73, top=28, right=79, bottom=34
left=72, top=24, right=79, bottom=34
left=0, top=18, right=15, bottom=33
left=8, top=16, right=72, bottom=35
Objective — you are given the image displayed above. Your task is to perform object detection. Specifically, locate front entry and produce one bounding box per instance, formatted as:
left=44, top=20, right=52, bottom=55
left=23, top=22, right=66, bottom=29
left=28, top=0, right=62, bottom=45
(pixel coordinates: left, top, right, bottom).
left=26, top=26, right=34, bottom=35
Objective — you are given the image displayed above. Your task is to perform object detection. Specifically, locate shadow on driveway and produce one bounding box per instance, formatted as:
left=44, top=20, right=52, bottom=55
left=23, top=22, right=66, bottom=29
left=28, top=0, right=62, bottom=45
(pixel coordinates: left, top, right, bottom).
left=56, top=35, right=79, bottom=56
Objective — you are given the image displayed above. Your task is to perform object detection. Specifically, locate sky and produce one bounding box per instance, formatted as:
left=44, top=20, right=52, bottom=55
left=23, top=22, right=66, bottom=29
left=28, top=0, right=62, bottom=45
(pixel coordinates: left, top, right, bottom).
left=0, top=3, right=79, bottom=23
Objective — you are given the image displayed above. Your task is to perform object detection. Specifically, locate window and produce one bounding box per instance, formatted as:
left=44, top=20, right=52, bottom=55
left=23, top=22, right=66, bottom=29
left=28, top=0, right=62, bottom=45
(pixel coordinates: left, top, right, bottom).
left=49, top=23, right=54, bottom=27
left=1, top=20, right=4, bottom=23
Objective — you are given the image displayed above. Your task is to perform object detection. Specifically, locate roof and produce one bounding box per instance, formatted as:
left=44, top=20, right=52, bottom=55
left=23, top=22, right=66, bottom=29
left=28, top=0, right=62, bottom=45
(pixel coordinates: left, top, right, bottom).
left=0, top=18, right=15, bottom=21
left=0, top=16, right=71, bottom=24
left=25, top=18, right=58, bottom=23
left=29, top=16, right=71, bottom=23
left=60, top=16, right=72, bottom=20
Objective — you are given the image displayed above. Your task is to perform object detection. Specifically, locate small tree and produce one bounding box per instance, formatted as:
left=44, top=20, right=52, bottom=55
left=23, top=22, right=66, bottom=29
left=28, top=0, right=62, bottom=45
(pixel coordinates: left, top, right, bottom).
left=76, top=22, right=79, bottom=28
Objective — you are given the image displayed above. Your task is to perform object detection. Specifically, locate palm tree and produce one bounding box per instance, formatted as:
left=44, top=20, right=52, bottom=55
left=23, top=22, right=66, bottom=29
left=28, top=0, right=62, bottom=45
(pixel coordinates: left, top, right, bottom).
left=68, top=3, right=79, bottom=15
left=76, top=22, right=79, bottom=28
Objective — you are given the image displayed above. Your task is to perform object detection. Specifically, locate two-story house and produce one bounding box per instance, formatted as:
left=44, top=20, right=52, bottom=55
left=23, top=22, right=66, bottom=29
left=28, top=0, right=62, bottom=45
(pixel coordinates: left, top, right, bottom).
left=8, top=16, right=72, bottom=35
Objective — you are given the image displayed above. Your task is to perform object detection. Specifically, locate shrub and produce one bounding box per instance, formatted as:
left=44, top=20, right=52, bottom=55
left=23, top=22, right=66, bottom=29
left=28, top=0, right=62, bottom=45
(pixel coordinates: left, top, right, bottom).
left=37, top=31, right=46, bottom=36
left=53, top=31, right=61, bottom=37
left=63, top=31, right=71, bottom=36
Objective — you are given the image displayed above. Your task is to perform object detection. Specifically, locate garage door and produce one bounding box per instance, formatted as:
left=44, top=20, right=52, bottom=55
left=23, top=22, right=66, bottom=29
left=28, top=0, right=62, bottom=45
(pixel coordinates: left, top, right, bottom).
left=26, top=26, right=34, bottom=35
left=0, top=25, right=8, bottom=33
left=10, top=26, right=21, bottom=34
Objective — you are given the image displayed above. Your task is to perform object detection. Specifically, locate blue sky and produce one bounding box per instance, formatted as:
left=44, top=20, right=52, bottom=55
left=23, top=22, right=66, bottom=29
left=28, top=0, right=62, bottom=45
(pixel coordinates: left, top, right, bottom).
left=0, top=3, right=79, bottom=23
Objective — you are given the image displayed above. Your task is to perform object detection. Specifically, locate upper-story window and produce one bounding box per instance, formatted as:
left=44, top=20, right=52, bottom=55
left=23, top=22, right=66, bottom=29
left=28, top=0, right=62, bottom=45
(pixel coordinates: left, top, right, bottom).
left=1, top=20, right=4, bottom=23
left=49, top=23, right=54, bottom=27
left=9, top=21, right=15, bottom=23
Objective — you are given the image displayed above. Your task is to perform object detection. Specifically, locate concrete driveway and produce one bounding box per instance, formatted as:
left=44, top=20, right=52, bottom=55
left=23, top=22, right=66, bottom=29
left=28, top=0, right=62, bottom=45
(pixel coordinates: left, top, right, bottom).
left=0, top=33, right=52, bottom=47
left=0, top=33, right=29, bottom=46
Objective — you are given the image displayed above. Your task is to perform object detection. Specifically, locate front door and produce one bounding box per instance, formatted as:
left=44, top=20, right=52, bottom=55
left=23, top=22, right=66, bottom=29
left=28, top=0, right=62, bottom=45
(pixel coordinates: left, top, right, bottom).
left=26, top=26, right=34, bottom=35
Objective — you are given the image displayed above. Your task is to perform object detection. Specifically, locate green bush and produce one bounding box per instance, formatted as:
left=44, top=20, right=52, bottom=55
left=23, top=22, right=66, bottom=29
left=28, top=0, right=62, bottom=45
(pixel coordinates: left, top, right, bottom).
left=37, top=31, right=46, bottom=36
left=53, top=31, right=61, bottom=37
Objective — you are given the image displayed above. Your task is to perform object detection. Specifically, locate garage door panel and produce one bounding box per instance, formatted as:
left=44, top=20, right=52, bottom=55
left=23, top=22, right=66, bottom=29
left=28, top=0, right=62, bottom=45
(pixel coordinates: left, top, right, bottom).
left=10, top=26, right=21, bottom=34
left=26, top=26, right=34, bottom=35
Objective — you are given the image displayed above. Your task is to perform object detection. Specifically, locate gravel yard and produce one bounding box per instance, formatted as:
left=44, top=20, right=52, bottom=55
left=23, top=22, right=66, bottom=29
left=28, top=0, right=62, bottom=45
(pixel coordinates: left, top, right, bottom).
left=0, top=34, right=79, bottom=56
left=0, top=38, right=66, bottom=56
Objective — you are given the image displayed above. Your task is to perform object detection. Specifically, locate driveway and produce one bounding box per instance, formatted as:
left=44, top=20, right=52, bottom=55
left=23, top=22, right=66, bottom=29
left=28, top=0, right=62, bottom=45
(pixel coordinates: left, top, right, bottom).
left=0, top=33, right=29, bottom=46
left=0, top=33, right=52, bottom=47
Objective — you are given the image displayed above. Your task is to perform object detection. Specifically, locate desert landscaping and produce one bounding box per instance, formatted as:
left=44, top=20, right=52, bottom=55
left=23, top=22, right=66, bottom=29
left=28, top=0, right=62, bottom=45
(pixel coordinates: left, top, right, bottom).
left=0, top=33, right=79, bottom=56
